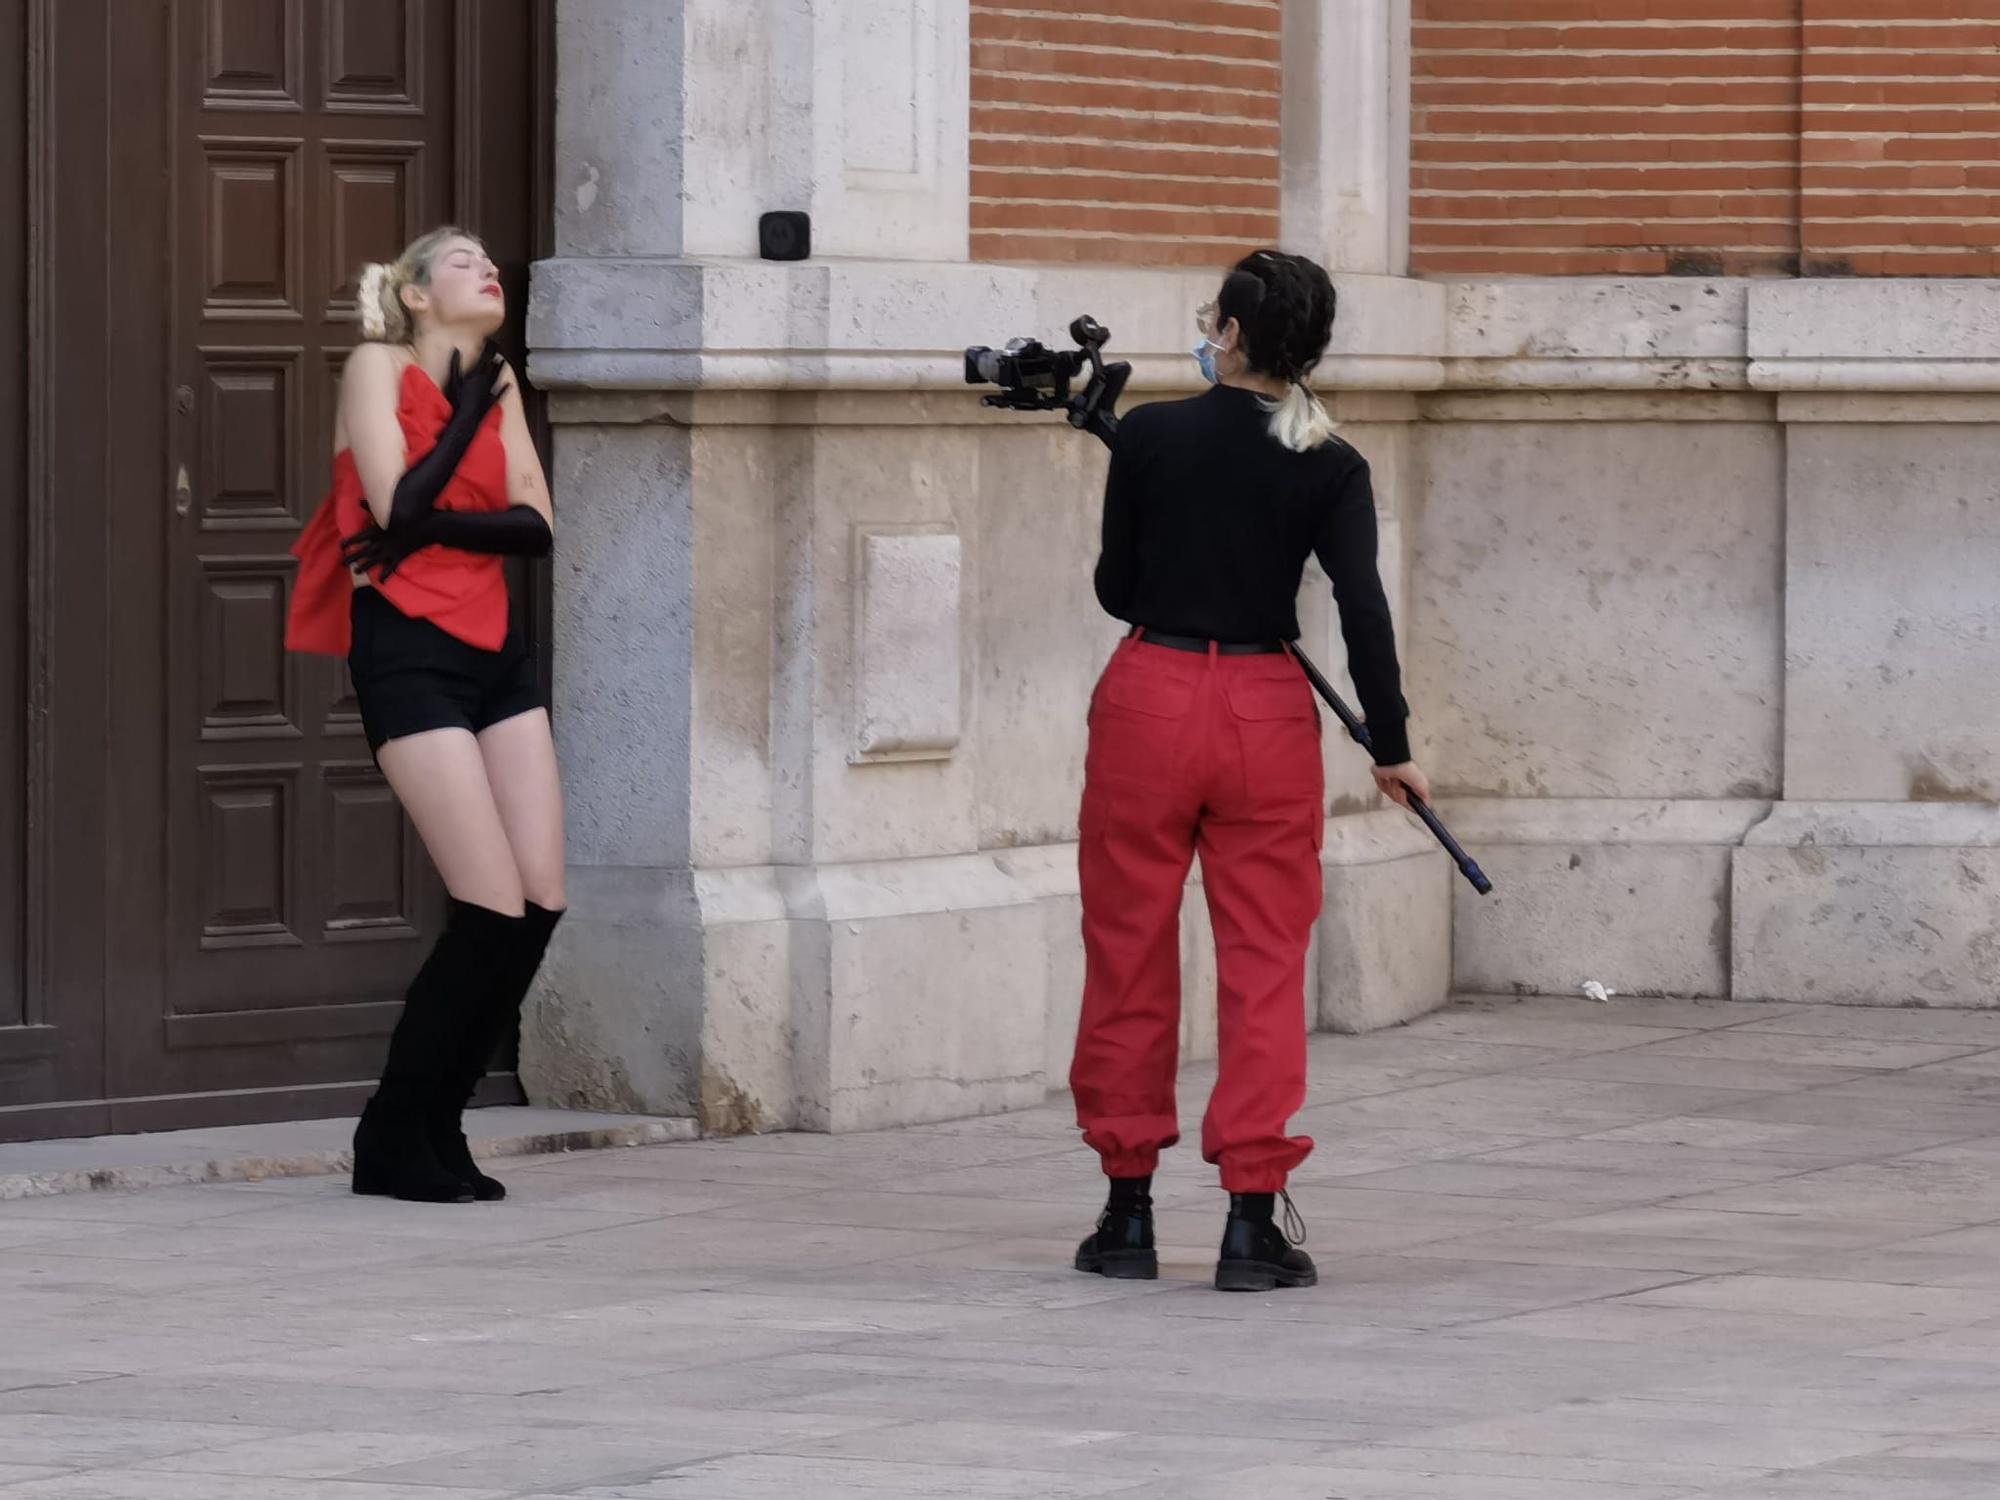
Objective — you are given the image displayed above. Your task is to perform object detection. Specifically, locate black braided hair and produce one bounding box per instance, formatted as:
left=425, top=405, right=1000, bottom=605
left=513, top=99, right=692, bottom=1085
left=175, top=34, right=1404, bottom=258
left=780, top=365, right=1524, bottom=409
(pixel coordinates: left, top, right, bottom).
left=1214, top=249, right=1337, bottom=384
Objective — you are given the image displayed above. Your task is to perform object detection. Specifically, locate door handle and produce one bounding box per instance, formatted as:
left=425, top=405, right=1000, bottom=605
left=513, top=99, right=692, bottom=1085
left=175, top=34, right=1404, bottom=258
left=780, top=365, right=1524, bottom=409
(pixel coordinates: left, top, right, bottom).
left=172, top=384, right=196, bottom=518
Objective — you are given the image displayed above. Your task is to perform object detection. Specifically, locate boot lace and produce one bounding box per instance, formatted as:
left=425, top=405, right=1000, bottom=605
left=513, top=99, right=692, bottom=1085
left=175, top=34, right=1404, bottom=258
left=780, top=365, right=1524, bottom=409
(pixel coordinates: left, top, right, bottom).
left=1279, top=1189, right=1307, bottom=1248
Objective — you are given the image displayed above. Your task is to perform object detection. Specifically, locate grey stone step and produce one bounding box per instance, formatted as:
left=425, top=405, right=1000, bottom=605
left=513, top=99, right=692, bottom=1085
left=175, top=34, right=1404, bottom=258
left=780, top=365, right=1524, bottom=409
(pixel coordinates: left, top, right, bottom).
left=0, top=1108, right=698, bottom=1201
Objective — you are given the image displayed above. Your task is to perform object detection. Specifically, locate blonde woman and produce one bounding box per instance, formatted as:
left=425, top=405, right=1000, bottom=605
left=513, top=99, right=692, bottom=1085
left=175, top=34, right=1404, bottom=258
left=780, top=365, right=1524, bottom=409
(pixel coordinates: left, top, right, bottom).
left=288, top=227, right=563, bottom=1204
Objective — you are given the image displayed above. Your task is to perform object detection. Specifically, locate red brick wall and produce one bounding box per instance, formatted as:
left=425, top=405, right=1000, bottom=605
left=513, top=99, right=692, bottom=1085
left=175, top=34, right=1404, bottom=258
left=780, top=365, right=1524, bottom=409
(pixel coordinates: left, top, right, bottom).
left=1802, top=1, right=2000, bottom=277
left=1411, top=0, right=1804, bottom=276
left=970, top=0, right=1282, bottom=265
left=1412, top=1, right=2000, bottom=277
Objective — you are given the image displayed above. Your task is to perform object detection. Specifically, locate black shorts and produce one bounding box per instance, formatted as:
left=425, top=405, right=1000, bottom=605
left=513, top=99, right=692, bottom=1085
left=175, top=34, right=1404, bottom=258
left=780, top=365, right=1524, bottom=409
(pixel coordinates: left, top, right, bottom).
left=347, top=587, right=542, bottom=754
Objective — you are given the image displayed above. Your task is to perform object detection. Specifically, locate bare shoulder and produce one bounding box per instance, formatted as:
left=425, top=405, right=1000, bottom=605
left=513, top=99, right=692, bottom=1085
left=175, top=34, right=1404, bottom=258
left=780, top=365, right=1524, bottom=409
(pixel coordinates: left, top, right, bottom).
left=494, top=356, right=552, bottom=514
left=496, top=359, right=537, bottom=439
left=340, top=341, right=408, bottom=401
left=498, top=355, right=529, bottom=411
left=342, top=340, right=407, bottom=377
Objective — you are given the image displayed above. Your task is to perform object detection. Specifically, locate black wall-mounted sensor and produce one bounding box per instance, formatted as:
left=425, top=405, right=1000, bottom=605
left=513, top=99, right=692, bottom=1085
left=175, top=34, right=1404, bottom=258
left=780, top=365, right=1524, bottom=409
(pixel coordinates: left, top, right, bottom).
left=759, top=211, right=811, bottom=261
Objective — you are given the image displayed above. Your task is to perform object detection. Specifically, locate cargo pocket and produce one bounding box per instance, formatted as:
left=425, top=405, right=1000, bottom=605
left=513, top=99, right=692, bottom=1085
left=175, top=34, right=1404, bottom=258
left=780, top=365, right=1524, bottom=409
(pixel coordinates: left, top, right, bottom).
left=1224, top=674, right=1323, bottom=797
left=1085, top=666, right=1195, bottom=792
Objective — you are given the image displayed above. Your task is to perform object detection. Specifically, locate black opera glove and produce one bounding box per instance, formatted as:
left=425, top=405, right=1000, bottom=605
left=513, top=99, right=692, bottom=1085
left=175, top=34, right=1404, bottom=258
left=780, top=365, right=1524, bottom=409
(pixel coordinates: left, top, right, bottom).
left=384, top=340, right=512, bottom=534
left=342, top=505, right=552, bottom=581
left=344, top=341, right=518, bottom=579
left=419, top=505, right=552, bottom=559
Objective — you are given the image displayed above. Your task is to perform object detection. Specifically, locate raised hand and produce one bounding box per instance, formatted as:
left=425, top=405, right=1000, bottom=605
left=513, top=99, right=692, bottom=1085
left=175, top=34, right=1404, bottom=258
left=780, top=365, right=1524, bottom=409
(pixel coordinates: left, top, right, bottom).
left=383, top=343, right=512, bottom=537
left=447, top=339, right=511, bottom=422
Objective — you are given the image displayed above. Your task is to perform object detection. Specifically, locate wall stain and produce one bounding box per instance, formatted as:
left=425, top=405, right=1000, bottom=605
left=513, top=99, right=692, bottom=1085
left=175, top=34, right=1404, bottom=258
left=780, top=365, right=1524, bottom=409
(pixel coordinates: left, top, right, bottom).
left=700, top=1065, right=772, bottom=1136
left=1910, top=765, right=1995, bottom=803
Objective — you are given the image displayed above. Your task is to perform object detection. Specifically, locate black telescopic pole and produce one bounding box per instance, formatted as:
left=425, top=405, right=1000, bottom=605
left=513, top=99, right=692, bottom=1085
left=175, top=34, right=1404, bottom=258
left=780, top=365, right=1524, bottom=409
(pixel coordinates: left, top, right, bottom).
left=1079, top=398, right=1492, bottom=897
left=1283, top=643, right=1492, bottom=896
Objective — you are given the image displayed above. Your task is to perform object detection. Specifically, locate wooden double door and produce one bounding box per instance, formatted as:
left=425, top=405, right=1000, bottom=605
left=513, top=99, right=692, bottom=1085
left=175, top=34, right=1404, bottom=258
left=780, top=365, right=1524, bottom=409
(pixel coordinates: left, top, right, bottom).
left=0, top=0, right=552, bottom=1140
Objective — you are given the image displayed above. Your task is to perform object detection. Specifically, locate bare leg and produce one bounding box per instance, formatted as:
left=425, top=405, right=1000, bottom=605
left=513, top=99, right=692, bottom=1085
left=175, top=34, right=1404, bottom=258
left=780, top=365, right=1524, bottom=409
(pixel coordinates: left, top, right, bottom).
left=475, top=708, right=566, bottom=911
left=376, top=727, right=526, bottom=915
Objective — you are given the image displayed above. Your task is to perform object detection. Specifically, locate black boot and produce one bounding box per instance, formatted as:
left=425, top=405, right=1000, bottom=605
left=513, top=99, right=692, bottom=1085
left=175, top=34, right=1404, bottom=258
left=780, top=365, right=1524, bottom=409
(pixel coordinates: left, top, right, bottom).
left=1214, top=1191, right=1316, bottom=1292
left=1075, top=1175, right=1158, bottom=1280
left=427, top=901, right=564, bottom=1201
left=352, top=899, right=523, bottom=1204
left=353, top=1082, right=469, bottom=1203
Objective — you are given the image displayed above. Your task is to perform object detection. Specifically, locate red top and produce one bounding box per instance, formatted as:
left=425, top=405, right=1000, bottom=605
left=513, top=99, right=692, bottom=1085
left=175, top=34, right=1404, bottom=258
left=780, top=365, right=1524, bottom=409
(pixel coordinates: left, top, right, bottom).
left=287, top=362, right=511, bottom=656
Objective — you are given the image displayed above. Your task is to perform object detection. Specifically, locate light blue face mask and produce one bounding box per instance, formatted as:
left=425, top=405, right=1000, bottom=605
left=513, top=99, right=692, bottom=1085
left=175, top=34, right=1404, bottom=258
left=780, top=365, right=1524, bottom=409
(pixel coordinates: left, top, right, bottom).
left=1193, top=339, right=1222, bottom=384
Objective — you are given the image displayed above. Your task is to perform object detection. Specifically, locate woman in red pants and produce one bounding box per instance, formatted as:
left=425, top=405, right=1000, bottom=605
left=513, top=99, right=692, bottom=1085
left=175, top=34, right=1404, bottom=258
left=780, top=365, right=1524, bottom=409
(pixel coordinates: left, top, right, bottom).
left=1071, top=250, right=1430, bottom=1291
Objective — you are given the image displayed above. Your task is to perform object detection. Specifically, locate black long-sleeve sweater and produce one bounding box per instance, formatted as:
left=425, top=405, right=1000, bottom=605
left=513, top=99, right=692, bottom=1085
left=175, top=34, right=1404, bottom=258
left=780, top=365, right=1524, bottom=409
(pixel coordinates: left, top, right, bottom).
left=1093, top=384, right=1411, bottom=766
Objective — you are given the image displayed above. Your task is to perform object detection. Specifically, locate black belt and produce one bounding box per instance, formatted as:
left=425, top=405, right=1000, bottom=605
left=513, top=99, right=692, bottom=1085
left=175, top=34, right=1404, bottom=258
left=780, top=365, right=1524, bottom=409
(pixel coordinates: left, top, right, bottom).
left=1131, top=628, right=1286, bottom=657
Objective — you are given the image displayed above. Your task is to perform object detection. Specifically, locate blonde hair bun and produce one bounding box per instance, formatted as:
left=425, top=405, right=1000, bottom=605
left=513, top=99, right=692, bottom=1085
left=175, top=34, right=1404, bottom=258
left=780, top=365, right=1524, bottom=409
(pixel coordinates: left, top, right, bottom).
left=352, top=226, right=479, bottom=346
left=356, top=262, right=394, bottom=342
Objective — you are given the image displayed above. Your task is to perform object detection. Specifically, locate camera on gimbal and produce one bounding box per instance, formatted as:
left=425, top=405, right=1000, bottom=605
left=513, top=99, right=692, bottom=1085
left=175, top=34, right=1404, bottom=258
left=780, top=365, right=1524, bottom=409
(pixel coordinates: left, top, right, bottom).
left=964, top=316, right=1131, bottom=438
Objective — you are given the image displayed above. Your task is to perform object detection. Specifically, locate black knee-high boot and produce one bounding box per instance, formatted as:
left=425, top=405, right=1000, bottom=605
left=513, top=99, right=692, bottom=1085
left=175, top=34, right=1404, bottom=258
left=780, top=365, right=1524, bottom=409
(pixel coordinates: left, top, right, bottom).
left=427, top=901, right=564, bottom=1201
left=353, top=899, right=525, bottom=1203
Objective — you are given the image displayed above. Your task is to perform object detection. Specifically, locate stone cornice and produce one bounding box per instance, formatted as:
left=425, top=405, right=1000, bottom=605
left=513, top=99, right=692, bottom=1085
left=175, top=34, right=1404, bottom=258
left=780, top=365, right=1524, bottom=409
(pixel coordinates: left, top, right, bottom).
left=527, top=262, right=2000, bottom=399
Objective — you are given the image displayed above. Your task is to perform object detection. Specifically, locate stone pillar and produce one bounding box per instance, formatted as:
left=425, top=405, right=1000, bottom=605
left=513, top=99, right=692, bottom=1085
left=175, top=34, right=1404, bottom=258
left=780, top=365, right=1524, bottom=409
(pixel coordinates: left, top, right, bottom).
left=1282, top=0, right=1412, bottom=276
left=1736, top=281, right=2000, bottom=1007
left=553, top=0, right=967, bottom=263
left=528, top=0, right=1050, bottom=1134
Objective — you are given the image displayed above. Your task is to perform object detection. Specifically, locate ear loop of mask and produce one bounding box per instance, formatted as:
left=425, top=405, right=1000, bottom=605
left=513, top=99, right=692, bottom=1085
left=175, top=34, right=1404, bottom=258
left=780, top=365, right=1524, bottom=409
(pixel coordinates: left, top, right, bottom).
left=1193, top=304, right=1227, bottom=384
left=1192, top=337, right=1224, bottom=384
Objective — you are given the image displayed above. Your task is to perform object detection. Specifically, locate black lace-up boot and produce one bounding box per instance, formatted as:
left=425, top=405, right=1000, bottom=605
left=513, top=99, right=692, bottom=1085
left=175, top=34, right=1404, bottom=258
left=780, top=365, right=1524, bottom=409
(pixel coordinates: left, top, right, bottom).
left=1214, top=1190, right=1316, bottom=1291
left=1075, top=1174, right=1159, bottom=1280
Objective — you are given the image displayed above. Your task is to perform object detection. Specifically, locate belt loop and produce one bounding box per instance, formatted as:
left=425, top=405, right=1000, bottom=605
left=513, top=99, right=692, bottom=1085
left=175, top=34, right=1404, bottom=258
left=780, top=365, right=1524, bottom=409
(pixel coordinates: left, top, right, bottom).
left=1207, top=639, right=1219, bottom=670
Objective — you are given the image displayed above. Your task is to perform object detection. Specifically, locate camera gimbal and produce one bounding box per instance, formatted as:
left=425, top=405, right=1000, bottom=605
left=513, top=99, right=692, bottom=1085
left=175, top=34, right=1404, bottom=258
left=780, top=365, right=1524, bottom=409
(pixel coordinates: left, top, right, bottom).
left=964, top=316, right=1132, bottom=444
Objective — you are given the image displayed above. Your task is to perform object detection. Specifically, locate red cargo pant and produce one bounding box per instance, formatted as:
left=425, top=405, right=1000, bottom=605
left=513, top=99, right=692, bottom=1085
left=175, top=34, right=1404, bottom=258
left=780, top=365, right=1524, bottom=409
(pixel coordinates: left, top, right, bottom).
left=1071, top=635, right=1322, bottom=1193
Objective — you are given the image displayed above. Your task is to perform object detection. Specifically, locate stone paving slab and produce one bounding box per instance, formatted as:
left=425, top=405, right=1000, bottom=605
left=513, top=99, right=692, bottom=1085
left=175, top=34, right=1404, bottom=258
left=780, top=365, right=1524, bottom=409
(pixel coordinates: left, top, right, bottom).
left=3, top=995, right=2000, bottom=1498
left=0, top=1109, right=697, bottom=1201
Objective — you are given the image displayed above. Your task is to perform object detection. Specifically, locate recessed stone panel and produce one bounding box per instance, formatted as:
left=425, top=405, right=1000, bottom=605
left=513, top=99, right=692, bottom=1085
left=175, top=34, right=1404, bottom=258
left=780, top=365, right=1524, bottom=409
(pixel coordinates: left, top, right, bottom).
left=851, top=527, right=962, bottom=763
